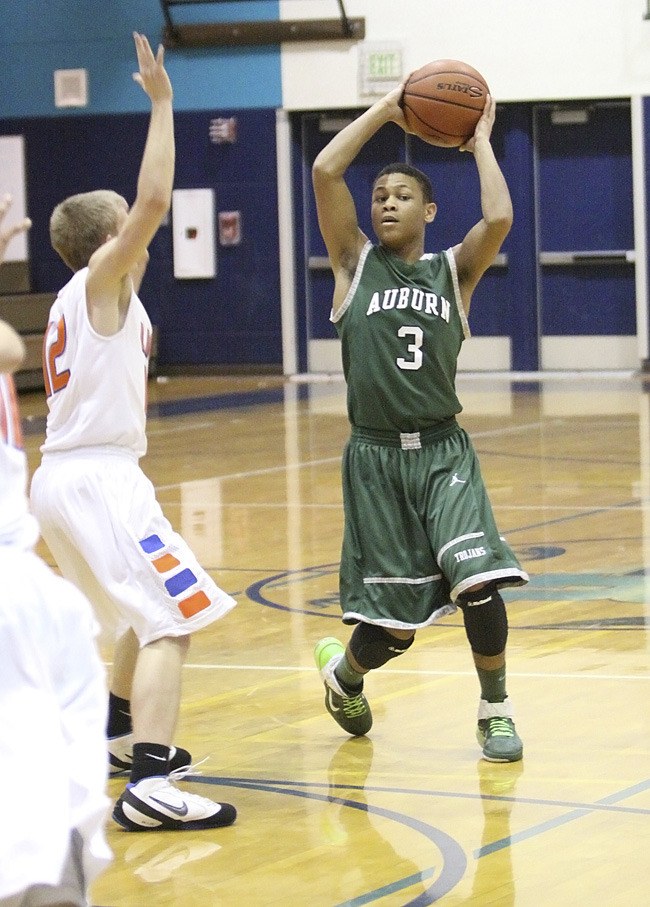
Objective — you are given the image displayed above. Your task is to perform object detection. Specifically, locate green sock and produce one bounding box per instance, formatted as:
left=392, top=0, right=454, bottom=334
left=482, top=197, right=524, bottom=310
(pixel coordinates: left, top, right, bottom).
left=476, top=665, right=507, bottom=703
left=335, top=652, right=365, bottom=690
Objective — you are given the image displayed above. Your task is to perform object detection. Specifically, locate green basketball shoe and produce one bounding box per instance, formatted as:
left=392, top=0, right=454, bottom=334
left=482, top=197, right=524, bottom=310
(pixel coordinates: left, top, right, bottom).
left=476, top=698, right=523, bottom=763
left=314, top=637, right=372, bottom=737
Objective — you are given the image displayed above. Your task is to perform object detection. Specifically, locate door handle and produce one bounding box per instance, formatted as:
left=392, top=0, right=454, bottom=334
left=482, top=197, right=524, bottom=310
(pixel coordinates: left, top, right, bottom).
left=539, top=250, right=635, bottom=265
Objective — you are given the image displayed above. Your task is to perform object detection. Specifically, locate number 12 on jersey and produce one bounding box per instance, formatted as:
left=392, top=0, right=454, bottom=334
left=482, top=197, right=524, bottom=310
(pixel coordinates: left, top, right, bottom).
left=43, top=317, right=71, bottom=397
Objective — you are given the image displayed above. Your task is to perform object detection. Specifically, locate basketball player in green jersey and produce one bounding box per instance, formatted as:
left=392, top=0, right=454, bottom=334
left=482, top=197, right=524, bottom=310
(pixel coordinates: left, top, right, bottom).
left=312, top=84, right=528, bottom=762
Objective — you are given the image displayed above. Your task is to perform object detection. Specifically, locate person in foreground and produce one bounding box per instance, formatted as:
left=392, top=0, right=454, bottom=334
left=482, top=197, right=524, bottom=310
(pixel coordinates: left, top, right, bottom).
left=0, top=197, right=112, bottom=906
left=312, top=81, right=528, bottom=762
left=30, top=33, right=237, bottom=830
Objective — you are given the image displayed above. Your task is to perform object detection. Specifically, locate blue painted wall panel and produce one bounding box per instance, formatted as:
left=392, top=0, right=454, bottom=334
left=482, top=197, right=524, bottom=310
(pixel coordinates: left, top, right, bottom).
left=291, top=114, right=308, bottom=372
left=152, top=105, right=282, bottom=368
left=501, top=107, right=538, bottom=370
left=0, top=106, right=282, bottom=368
left=537, top=105, right=633, bottom=251
left=536, top=102, right=634, bottom=343
left=0, top=1, right=282, bottom=116
left=541, top=267, right=636, bottom=335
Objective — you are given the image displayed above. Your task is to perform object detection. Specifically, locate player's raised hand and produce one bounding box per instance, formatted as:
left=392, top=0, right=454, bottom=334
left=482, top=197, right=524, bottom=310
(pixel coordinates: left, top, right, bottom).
left=385, top=78, right=417, bottom=134
left=132, top=32, right=172, bottom=103
left=460, top=94, right=496, bottom=153
left=0, top=194, right=31, bottom=266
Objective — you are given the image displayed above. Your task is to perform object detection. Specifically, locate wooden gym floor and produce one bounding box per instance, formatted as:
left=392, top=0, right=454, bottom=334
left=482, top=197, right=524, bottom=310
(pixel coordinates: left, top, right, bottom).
left=20, top=369, right=650, bottom=906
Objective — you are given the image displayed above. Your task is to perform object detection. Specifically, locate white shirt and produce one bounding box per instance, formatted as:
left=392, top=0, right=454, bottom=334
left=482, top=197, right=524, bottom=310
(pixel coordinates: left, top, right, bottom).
left=0, top=550, right=112, bottom=898
left=41, top=268, right=152, bottom=456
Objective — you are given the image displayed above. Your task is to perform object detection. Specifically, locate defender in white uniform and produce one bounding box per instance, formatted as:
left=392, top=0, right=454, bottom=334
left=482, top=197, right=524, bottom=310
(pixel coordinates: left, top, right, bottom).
left=30, top=33, right=237, bottom=832
left=0, top=197, right=111, bottom=907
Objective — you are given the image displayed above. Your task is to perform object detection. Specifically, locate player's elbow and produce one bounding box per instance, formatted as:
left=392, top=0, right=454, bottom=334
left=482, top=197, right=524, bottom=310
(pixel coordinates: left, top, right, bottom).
left=312, top=154, right=339, bottom=187
left=147, top=192, right=172, bottom=220
left=486, top=210, right=513, bottom=240
left=135, top=193, right=171, bottom=230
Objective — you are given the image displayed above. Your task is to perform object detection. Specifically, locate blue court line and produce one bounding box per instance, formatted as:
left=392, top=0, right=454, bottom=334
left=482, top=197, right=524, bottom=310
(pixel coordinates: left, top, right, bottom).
left=475, top=447, right=643, bottom=468
left=194, top=776, right=467, bottom=905
left=148, top=386, right=309, bottom=418
left=504, top=499, right=641, bottom=536
left=205, top=775, right=650, bottom=818
left=337, top=867, right=437, bottom=907
left=475, top=776, right=650, bottom=858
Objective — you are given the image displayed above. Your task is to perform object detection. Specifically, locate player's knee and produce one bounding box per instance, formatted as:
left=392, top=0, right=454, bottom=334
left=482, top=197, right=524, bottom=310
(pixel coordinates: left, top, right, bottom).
left=457, top=584, right=508, bottom=657
left=349, top=622, right=415, bottom=670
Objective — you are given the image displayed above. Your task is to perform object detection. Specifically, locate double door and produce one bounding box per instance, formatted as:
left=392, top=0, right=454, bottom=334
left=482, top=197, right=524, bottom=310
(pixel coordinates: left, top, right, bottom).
left=299, top=99, right=635, bottom=373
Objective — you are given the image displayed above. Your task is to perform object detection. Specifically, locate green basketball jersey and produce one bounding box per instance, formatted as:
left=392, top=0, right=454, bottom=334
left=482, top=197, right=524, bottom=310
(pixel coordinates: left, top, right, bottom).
left=331, top=242, right=471, bottom=432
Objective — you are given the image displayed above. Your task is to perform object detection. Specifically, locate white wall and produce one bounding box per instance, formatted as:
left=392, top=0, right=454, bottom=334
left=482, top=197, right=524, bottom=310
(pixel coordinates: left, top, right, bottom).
left=281, top=0, right=650, bottom=109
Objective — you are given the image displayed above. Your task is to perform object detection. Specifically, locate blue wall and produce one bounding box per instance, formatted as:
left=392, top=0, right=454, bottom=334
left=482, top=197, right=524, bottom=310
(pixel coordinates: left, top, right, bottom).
left=0, top=2, right=282, bottom=117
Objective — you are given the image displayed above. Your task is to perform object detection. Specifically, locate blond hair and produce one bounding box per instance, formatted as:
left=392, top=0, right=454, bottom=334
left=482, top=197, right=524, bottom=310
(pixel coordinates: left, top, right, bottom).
left=49, top=190, right=126, bottom=272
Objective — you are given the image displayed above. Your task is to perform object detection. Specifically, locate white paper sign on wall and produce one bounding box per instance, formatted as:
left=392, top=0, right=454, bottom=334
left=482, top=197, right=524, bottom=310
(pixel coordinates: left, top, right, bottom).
left=171, top=188, right=216, bottom=279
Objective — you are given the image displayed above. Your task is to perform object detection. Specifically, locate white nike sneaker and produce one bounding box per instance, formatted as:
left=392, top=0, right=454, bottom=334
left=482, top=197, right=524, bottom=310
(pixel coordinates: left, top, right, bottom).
left=108, top=734, right=192, bottom=777
left=112, top=775, right=237, bottom=831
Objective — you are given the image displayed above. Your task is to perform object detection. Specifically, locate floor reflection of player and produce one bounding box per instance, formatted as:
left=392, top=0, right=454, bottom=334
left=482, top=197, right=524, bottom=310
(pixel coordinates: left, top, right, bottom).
left=323, top=738, right=429, bottom=904
left=123, top=836, right=220, bottom=885
left=469, top=759, right=523, bottom=905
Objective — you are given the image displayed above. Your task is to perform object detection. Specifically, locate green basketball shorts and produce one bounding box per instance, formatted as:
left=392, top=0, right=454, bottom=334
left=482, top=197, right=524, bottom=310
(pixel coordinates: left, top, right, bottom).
left=339, top=420, right=529, bottom=629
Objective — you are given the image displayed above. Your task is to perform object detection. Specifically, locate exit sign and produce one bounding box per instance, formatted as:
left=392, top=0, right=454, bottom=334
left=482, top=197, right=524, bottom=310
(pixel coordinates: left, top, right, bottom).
left=359, top=43, right=403, bottom=97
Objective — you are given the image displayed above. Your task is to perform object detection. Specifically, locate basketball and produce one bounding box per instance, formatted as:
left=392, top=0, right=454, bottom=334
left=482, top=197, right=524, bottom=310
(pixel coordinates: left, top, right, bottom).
left=400, top=59, right=490, bottom=148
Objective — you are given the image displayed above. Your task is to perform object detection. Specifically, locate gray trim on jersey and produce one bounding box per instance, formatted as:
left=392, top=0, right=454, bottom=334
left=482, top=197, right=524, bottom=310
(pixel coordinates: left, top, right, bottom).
left=342, top=602, right=458, bottom=630
left=437, top=531, right=485, bottom=560
left=330, top=240, right=372, bottom=324
left=331, top=243, right=469, bottom=338
left=451, top=567, right=529, bottom=602
left=444, top=248, right=471, bottom=340
left=363, top=573, right=443, bottom=585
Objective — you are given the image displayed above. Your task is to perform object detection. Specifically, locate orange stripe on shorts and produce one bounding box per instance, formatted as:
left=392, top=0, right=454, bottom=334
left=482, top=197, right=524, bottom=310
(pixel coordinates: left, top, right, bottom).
left=152, top=553, right=181, bottom=573
left=178, top=590, right=211, bottom=618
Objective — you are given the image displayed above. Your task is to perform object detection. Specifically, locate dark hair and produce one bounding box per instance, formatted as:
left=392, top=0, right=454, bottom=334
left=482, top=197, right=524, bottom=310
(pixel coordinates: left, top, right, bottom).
left=373, top=163, right=434, bottom=205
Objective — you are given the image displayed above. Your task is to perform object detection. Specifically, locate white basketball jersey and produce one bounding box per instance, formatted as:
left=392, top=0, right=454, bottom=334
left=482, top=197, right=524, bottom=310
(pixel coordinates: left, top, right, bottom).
left=0, top=374, right=39, bottom=548
left=41, top=268, right=152, bottom=456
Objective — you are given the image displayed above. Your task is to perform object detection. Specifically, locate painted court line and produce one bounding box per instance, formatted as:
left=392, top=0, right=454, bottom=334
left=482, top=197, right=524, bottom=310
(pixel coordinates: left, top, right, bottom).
left=172, top=663, right=650, bottom=682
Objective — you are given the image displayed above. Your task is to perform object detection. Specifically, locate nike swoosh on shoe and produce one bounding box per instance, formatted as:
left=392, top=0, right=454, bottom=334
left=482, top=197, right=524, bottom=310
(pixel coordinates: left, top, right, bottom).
left=150, top=796, right=190, bottom=817
left=327, top=689, right=341, bottom=713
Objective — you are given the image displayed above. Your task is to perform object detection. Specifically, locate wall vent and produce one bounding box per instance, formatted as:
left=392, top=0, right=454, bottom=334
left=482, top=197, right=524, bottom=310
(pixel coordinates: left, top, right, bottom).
left=54, top=69, right=89, bottom=108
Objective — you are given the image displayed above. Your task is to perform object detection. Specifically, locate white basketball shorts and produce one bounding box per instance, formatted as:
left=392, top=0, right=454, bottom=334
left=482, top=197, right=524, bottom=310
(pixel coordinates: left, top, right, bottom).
left=30, top=448, right=237, bottom=645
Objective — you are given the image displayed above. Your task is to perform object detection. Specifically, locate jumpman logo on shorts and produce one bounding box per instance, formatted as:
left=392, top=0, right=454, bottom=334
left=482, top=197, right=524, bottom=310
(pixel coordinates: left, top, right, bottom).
left=449, top=472, right=467, bottom=487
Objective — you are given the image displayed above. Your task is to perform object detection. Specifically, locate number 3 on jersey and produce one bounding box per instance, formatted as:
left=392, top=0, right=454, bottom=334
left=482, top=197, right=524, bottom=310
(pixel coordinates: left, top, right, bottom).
left=396, top=325, right=423, bottom=371
left=43, top=316, right=71, bottom=397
